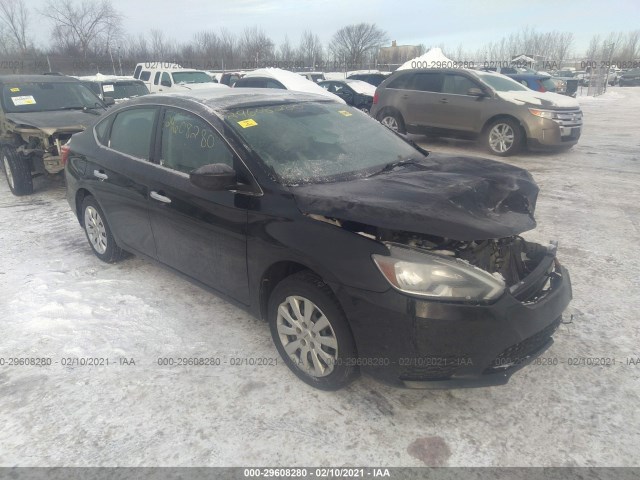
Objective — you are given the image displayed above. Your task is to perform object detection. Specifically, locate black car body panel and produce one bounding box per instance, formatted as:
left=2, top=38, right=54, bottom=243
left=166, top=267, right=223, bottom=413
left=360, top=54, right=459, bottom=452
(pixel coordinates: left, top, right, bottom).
left=291, top=154, right=538, bottom=241
left=65, top=90, right=572, bottom=388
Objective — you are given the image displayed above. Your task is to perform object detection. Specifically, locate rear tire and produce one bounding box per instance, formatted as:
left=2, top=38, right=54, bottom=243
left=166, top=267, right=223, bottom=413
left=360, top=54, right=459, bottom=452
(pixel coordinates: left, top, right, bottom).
left=81, top=196, right=126, bottom=263
left=268, top=271, right=359, bottom=390
left=378, top=109, right=406, bottom=134
left=1, top=146, right=33, bottom=196
left=484, top=118, right=524, bottom=156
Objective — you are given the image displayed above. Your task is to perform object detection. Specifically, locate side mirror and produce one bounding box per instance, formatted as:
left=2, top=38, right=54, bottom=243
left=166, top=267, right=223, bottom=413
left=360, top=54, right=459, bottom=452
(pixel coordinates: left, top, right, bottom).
left=103, top=96, right=115, bottom=106
left=467, top=87, right=486, bottom=97
left=190, top=163, right=237, bottom=191
left=161, top=79, right=171, bottom=87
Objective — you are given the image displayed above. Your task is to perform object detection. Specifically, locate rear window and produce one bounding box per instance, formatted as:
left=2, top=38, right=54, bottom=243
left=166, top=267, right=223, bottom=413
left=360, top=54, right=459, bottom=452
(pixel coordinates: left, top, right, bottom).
left=104, top=81, right=149, bottom=100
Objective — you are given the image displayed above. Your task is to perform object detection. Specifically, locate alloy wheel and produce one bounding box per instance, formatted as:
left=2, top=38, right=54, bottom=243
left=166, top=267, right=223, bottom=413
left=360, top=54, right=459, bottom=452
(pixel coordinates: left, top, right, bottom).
left=489, top=123, right=515, bottom=153
left=276, top=295, right=338, bottom=378
left=381, top=115, right=399, bottom=131
left=84, top=206, right=108, bottom=254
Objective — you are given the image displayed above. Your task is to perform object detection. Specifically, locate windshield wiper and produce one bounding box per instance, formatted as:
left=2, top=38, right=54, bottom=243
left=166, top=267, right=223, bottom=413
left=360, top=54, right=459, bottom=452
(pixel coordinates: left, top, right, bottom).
left=367, top=158, right=423, bottom=178
left=58, top=105, right=103, bottom=115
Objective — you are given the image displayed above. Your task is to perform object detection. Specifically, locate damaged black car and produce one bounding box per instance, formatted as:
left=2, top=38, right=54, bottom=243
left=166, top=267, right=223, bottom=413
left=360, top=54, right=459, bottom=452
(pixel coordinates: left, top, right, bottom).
left=64, top=89, right=572, bottom=390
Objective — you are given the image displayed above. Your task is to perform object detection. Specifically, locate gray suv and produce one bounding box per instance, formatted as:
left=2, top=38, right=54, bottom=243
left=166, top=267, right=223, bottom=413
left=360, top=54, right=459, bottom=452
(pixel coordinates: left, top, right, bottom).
left=370, top=68, right=583, bottom=156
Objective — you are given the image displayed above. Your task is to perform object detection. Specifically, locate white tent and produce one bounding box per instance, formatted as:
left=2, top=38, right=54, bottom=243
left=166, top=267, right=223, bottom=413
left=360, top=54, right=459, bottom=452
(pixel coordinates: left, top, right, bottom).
left=397, top=48, right=455, bottom=70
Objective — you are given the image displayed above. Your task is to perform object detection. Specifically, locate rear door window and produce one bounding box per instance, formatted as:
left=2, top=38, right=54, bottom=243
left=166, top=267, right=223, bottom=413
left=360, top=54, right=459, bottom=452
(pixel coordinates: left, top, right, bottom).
left=139, top=71, right=151, bottom=81
left=108, top=107, right=157, bottom=160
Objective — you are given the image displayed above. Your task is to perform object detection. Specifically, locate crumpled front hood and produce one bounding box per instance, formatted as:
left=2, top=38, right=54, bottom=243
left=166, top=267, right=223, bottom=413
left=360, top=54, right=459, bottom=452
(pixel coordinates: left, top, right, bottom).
left=291, top=154, right=539, bottom=241
left=4, top=110, right=100, bottom=135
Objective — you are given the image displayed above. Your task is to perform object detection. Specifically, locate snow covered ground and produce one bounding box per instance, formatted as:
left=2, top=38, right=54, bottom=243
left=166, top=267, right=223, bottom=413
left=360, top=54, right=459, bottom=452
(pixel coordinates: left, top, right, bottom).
left=0, top=86, right=639, bottom=467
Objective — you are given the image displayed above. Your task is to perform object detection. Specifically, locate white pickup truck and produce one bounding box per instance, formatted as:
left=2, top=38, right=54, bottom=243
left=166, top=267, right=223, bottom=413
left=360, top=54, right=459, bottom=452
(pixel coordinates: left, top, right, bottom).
left=132, top=62, right=227, bottom=93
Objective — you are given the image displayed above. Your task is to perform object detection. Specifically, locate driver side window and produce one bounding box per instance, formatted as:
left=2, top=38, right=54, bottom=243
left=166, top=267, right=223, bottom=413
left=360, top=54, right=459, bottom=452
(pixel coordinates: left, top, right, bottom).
left=159, top=108, right=234, bottom=174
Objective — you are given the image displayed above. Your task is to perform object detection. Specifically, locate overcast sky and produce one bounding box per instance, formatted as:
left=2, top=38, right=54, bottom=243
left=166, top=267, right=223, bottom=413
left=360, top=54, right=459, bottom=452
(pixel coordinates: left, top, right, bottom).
left=26, top=0, right=640, bottom=56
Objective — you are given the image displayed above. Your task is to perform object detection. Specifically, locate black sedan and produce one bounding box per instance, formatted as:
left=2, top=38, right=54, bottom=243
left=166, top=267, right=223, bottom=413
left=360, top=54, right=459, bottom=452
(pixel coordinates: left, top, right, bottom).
left=64, top=89, right=572, bottom=390
left=318, top=79, right=376, bottom=112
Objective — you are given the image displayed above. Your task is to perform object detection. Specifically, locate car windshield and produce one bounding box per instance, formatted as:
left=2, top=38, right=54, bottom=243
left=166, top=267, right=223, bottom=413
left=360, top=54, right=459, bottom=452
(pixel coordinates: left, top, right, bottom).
left=225, top=102, right=422, bottom=185
left=476, top=72, right=529, bottom=92
left=171, top=72, right=214, bottom=84
left=103, top=81, right=149, bottom=99
left=1, top=81, right=103, bottom=113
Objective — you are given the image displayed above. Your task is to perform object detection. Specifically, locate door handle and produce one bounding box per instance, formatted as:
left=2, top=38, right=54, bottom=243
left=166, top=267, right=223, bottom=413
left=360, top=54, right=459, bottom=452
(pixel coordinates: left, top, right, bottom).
left=93, top=170, right=108, bottom=181
left=401, top=94, right=409, bottom=99
left=439, top=98, right=449, bottom=103
left=150, top=191, right=172, bottom=204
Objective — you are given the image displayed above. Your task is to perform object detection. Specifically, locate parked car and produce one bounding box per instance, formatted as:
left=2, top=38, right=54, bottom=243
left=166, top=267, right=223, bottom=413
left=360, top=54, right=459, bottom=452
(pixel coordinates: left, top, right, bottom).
left=318, top=79, right=376, bottom=111
left=65, top=88, right=572, bottom=390
left=233, top=68, right=343, bottom=101
left=214, top=72, right=245, bottom=86
left=298, top=72, right=326, bottom=83
left=619, top=68, right=640, bottom=86
left=549, top=71, right=579, bottom=97
left=133, top=62, right=225, bottom=93
left=371, top=68, right=583, bottom=156
left=77, top=74, right=149, bottom=105
left=346, top=71, right=390, bottom=87
left=0, top=74, right=107, bottom=195
left=480, top=67, right=557, bottom=93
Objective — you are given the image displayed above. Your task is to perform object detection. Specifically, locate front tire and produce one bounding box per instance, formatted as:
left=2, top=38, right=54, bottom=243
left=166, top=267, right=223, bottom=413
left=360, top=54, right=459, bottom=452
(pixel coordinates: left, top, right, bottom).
left=1, top=146, right=33, bottom=196
left=268, top=271, right=359, bottom=390
left=485, top=118, right=524, bottom=156
left=81, top=196, right=126, bottom=263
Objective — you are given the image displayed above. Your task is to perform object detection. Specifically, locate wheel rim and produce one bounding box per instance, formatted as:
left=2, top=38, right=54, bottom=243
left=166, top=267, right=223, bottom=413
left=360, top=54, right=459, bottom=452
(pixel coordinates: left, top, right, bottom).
left=381, top=115, right=399, bottom=131
left=84, top=206, right=108, bottom=254
left=489, top=123, right=515, bottom=153
left=276, top=295, right=338, bottom=378
left=3, top=156, right=14, bottom=190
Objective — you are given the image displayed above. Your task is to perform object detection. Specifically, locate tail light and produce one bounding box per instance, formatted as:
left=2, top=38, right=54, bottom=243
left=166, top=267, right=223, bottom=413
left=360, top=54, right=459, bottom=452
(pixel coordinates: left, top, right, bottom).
left=373, top=92, right=379, bottom=104
left=60, top=143, right=71, bottom=166
left=537, top=82, right=546, bottom=92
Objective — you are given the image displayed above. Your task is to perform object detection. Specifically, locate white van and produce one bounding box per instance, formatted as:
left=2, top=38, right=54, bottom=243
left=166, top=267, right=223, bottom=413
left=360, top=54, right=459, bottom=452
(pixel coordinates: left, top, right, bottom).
left=132, top=62, right=227, bottom=93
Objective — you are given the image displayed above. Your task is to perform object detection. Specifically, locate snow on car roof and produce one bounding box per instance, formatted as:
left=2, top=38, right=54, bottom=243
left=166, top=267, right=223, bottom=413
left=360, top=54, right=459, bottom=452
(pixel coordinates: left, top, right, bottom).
left=242, top=68, right=344, bottom=102
left=75, top=73, right=143, bottom=83
left=343, top=79, right=376, bottom=96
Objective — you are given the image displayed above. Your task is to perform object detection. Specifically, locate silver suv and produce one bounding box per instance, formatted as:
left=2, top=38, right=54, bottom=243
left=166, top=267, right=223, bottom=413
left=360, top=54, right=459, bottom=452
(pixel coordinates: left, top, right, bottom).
left=370, top=68, right=583, bottom=156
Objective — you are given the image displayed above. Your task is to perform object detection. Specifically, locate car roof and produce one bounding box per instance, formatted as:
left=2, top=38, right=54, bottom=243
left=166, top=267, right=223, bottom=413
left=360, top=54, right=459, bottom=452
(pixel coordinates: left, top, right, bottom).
left=0, top=74, right=81, bottom=84
left=120, top=88, right=340, bottom=112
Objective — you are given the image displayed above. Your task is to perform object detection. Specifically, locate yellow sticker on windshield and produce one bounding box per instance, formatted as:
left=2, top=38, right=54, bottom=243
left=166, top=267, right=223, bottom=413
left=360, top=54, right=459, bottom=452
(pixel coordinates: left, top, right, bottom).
left=10, top=87, right=20, bottom=92
left=238, top=119, right=258, bottom=128
left=338, top=110, right=352, bottom=117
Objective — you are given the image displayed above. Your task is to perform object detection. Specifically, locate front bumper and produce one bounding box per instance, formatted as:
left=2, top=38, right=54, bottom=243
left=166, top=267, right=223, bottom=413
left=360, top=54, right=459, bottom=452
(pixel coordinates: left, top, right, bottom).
left=526, top=116, right=582, bottom=148
left=333, top=255, right=572, bottom=388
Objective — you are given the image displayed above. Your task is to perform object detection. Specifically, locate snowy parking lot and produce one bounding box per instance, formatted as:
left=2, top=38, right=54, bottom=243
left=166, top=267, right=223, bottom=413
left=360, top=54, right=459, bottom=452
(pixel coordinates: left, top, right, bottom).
left=1, top=86, right=639, bottom=467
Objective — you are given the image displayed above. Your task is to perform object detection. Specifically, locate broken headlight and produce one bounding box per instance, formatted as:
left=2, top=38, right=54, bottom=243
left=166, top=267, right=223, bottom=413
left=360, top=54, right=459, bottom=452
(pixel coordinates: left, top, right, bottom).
left=372, top=244, right=505, bottom=301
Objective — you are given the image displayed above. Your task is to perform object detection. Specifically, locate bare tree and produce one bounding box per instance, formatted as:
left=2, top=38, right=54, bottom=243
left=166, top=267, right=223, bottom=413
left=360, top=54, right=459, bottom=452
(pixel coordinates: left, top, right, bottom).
left=0, top=0, right=30, bottom=53
left=239, top=26, right=274, bottom=64
left=297, top=30, right=323, bottom=68
left=278, top=35, right=293, bottom=62
left=329, top=23, right=387, bottom=67
left=40, top=0, right=122, bottom=57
